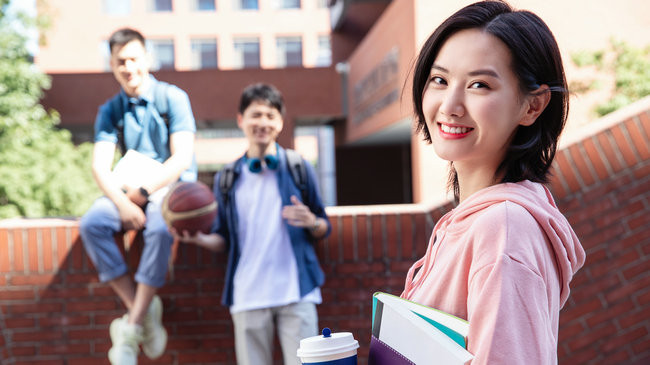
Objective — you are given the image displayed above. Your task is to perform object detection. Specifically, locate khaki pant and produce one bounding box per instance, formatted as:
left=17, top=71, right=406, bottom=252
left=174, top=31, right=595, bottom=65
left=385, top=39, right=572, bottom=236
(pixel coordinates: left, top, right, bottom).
left=231, top=302, right=318, bottom=365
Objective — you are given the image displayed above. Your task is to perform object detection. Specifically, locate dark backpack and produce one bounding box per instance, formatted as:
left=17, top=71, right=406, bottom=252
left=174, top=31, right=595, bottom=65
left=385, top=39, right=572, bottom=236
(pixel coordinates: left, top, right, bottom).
left=218, top=149, right=308, bottom=204
left=108, top=81, right=171, bottom=155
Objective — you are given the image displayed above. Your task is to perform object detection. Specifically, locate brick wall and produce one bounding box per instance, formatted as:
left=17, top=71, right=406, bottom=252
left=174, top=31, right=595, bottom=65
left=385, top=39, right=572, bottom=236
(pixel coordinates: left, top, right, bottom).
left=1, top=98, right=649, bottom=364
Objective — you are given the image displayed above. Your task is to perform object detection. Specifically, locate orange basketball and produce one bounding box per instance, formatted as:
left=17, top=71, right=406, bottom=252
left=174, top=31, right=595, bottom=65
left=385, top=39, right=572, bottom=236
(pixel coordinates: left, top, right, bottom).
left=162, top=181, right=217, bottom=235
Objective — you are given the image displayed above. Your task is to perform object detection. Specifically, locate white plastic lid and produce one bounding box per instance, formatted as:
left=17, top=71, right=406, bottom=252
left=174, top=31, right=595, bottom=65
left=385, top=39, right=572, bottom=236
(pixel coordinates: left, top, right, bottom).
left=297, top=328, right=359, bottom=358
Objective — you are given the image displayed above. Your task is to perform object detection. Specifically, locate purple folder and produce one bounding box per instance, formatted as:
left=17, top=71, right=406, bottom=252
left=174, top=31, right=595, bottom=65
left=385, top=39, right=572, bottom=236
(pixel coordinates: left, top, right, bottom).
left=368, top=335, right=415, bottom=365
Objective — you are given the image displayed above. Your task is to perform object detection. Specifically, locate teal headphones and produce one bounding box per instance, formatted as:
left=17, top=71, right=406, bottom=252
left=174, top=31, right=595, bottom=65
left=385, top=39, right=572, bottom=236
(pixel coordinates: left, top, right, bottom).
left=246, top=147, right=279, bottom=173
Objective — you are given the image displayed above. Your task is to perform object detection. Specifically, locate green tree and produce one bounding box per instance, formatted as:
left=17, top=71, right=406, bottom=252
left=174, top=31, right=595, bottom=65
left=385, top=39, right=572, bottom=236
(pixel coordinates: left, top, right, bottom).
left=571, top=39, right=650, bottom=116
left=0, top=0, right=99, bottom=218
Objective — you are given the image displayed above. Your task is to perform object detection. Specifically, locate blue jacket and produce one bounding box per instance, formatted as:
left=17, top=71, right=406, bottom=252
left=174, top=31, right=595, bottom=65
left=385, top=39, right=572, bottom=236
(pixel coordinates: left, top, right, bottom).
left=213, top=146, right=331, bottom=307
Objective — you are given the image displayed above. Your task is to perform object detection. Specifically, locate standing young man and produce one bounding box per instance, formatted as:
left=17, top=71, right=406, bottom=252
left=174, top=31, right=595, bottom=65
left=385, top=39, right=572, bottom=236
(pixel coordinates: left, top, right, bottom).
left=79, top=28, right=197, bottom=365
left=175, top=83, right=330, bottom=365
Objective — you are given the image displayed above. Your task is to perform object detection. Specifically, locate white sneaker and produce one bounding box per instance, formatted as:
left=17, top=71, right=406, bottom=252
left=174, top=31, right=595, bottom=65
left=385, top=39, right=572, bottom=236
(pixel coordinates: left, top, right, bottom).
left=108, top=315, right=143, bottom=365
left=142, top=295, right=168, bottom=359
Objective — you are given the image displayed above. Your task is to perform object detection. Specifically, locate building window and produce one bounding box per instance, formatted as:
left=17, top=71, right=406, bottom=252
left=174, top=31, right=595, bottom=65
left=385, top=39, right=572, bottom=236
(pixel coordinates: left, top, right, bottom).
left=148, top=39, right=175, bottom=70
left=233, top=38, right=260, bottom=69
left=150, top=0, right=172, bottom=12
left=315, top=35, right=331, bottom=67
left=193, top=0, right=216, bottom=11
left=191, top=38, right=218, bottom=70
left=276, top=36, right=302, bottom=67
left=274, top=0, right=301, bottom=9
left=103, top=0, right=130, bottom=15
left=236, top=0, right=258, bottom=10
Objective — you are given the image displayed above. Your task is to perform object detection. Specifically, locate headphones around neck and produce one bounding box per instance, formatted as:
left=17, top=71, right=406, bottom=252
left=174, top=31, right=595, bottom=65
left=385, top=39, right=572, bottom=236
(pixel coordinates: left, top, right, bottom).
left=246, top=150, right=279, bottom=173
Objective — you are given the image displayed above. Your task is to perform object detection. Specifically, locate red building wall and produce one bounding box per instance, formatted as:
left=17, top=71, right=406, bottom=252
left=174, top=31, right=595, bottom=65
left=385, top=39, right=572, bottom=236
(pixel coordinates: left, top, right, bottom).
left=1, top=101, right=649, bottom=364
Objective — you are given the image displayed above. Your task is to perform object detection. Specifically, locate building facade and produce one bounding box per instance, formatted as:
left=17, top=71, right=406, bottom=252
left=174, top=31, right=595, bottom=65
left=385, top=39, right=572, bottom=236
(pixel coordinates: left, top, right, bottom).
left=37, top=0, right=650, bottom=206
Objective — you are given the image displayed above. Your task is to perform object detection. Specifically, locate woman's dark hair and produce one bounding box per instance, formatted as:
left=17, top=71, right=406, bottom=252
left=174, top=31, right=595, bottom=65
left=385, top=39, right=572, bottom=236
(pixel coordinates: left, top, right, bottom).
left=412, top=0, right=568, bottom=200
left=108, top=28, right=146, bottom=54
left=238, top=83, right=286, bottom=116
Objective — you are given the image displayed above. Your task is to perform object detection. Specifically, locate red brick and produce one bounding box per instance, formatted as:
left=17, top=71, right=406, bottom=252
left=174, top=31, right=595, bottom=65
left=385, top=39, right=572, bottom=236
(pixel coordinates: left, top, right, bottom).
left=628, top=210, right=650, bottom=231
left=42, top=227, right=54, bottom=272
left=14, top=360, right=64, bottom=365
left=41, top=343, right=91, bottom=355
left=342, top=215, right=355, bottom=260
left=602, top=349, right=633, bottom=365
left=55, top=231, right=69, bottom=271
left=4, top=301, right=64, bottom=314
left=371, top=214, right=384, bottom=260
left=10, top=346, right=36, bottom=356
left=27, top=228, right=39, bottom=272
left=40, top=315, right=90, bottom=328
left=597, top=131, right=625, bottom=173
left=565, top=197, right=614, bottom=227
left=4, top=317, right=36, bottom=328
left=559, top=347, right=599, bottom=365
left=569, top=273, right=620, bottom=303
left=336, top=262, right=384, bottom=274
left=569, top=144, right=596, bottom=186
left=177, top=352, right=229, bottom=363
left=66, top=300, right=118, bottom=312
left=639, top=110, right=650, bottom=137
left=400, top=214, right=413, bottom=259
left=611, top=123, right=639, bottom=167
left=0, top=289, right=36, bottom=301
left=356, top=214, right=369, bottom=260
left=580, top=224, right=626, bottom=253
left=327, top=215, right=340, bottom=262
left=39, top=286, right=90, bottom=299
left=413, top=212, right=428, bottom=257
left=582, top=137, right=612, bottom=180
left=586, top=299, right=634, bottom=327
left=619, top=307, right=650, bottom=329
left=631, top=337, right=650, bottom=356
left=567, top=322, right=617, bottom=351
left=555, top=150, right=582, bottom=193
left=558, top=320, right=585, bottom=342
left=594, top=201, right=643, bottom=228
left=627, top=118, right=650, bottom=160
left=605, top=275, right=650, bottom=304
left=385, top=214, right=398, bottom=258
left=561, top=296, right=603, bottom=323
left=548, top=165, right=569, bottom=200
left=67, top=328, right=108, bottom=340
left=13, top=229, right=25, bottom=272
left=0, top=230, right=10, bottom=272
left=12, top=330, right=64, bottom=342
left=622, top=257, right=650, bottom=280
left=10, top=274, right=59, bottom=286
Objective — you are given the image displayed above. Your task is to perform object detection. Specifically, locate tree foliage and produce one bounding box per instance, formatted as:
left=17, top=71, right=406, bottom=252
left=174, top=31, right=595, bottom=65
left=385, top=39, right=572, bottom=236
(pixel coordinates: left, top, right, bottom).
left=0, top=0, right=100, bottom=218
left=571, top=39, right=650, bottom=116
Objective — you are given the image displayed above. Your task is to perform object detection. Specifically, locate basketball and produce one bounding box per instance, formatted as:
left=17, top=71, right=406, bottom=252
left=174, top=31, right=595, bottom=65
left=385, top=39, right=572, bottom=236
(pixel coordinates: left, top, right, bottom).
left=162, top=181, right=217, bottom=235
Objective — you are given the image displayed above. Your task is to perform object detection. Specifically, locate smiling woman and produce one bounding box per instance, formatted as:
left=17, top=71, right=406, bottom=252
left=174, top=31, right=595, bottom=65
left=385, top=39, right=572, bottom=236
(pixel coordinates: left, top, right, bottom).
left=398, top=2, right=585, bottom=365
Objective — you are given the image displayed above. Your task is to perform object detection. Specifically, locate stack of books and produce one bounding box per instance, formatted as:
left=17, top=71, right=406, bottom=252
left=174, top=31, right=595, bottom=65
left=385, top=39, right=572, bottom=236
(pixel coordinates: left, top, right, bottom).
left=370, top=292, right=474, bottom=365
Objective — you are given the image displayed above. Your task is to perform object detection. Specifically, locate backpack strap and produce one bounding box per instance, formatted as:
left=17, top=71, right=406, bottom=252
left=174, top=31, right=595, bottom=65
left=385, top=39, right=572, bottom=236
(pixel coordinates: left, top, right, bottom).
left=108, top=94, right=127, bottom=155
left=285, top=149, right=308, bottom=203
left=218, top=161, right=237, bottom=204
left=153, top=81, right=170, bottom=128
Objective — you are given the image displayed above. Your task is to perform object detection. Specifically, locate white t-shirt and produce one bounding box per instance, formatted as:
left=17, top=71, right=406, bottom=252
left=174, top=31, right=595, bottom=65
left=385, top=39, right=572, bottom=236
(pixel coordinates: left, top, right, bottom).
left=230, top=165, right=321, bottom=313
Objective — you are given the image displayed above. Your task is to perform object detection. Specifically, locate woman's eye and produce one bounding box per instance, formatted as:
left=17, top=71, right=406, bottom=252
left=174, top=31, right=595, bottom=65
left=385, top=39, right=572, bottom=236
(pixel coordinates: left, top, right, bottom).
left=469, top=81, right=489, bottom=89
left=430, top=76, right=446, bottom=85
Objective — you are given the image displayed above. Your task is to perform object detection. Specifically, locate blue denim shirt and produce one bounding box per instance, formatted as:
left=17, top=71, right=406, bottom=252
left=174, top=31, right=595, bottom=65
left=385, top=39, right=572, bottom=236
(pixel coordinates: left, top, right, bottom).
left=94, top=76, right=197, bottom=181
left=213, top=146, right=331, bottom=307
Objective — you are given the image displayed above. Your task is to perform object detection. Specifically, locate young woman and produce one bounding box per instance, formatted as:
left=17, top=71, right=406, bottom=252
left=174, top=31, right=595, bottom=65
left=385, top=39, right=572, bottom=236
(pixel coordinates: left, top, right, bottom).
left=401, top=1, right=585, bottom=364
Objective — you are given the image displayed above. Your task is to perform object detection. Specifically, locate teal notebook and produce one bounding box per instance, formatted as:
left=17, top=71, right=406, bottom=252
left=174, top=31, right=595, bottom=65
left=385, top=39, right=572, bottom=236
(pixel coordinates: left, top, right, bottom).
left=372, top=291, right=469, bottom=348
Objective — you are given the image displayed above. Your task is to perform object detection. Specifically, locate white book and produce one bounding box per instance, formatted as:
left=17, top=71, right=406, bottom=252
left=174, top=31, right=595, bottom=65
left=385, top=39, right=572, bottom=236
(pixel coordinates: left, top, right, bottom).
left=372, top=292, right=474, bottom=365
left=111, top=149, right=165, bottom=191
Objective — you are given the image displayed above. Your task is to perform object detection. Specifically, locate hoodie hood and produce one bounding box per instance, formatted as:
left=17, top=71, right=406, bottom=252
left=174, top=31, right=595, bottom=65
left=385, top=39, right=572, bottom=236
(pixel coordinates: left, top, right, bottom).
left=441, top=180, right=585, bottom=306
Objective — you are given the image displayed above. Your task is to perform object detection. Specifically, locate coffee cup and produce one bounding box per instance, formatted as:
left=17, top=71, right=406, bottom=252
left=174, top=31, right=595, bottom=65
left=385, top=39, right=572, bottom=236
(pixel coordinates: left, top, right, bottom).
left=297, top=328, right=359, bottom=364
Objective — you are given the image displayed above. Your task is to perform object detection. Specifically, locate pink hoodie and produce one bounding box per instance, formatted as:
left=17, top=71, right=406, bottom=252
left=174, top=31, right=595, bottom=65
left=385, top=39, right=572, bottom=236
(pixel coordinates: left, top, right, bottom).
left=402, top=181, right=585, bottom=365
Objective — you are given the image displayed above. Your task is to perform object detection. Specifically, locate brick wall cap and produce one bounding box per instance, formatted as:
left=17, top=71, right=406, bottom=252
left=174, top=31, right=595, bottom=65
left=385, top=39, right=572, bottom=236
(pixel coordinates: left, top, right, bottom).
left=559, top=95, right=650, bottom=149
left=0, top=217, right=80, bottom=228
left=326, top=201, right=450, bottom=216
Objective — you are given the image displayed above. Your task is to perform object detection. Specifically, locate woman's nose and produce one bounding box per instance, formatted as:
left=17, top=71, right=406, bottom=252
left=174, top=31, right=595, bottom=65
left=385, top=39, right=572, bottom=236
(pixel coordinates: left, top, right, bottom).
left=439, top=87, right=465, bottom=118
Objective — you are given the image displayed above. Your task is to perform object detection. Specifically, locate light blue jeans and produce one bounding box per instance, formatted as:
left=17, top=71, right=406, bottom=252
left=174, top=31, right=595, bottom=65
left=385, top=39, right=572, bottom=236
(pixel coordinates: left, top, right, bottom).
left=79, top=195, right=172, bottom=288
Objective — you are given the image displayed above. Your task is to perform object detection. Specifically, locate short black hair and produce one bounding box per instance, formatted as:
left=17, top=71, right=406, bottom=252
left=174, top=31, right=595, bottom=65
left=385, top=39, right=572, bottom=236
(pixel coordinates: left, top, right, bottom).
left=411, top=0, right=568, bottom=200
left=108, top=28, right=146, bottom=54
left=238, top=83, right=286, bottom=116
